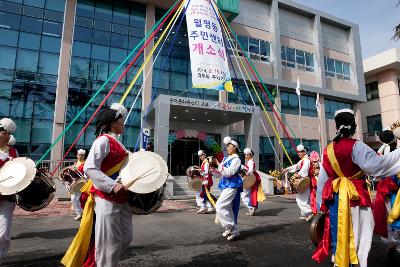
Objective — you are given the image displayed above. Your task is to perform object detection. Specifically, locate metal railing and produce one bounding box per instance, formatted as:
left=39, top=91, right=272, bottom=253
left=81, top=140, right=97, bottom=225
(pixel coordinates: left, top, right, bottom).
left=36, top=160, right=76, bottom=177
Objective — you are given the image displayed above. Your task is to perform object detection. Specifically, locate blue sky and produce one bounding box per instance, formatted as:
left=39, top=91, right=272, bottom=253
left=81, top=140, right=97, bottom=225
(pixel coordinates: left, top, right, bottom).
left=291, top=0, right=400, bottom=59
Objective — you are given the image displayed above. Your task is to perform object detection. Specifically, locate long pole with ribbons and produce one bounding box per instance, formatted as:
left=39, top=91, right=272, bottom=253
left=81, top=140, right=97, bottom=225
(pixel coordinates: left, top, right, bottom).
left=212, top=1, right=294, bottom=165
left=119, top=1, right=186, bottom=105
left=35, top=0, right=182, bottom=167
left=48, top=1, right=183, bottom=178
left=296, top=74, right=303, bottom=143
left=211, top=1, right=299, bottom=159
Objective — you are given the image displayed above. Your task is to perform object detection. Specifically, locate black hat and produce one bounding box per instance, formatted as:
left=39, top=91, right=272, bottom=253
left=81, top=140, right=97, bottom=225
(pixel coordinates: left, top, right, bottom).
left=379, top=130, right=395, bottom=144
left=333, top=109, right=356, bottom=142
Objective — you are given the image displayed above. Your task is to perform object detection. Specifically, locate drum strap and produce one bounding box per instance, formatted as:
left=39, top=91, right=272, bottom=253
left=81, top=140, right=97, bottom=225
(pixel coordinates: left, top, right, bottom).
left=326, top=143, right=359, bottom=267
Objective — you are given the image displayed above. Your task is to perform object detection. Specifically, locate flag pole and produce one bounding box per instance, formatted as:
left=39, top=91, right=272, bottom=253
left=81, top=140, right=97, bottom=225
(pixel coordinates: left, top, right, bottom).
left=316, top=93, right=322, bottom=155
left=296, top=74, right=303, bottom=143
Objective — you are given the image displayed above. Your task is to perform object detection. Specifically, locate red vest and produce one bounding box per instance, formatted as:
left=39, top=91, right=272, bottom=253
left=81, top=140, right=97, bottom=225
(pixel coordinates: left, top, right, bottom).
left=90, top=134, right=128, bottom=204
left=245, top=159, right=261, bottom=182
left=75, top=161, right=84, bottom=174
left=201, top=160, right=213, bottom=188
left=0, top=146, right=18, bottom=168
left=322, top=138, right=371, bottom=207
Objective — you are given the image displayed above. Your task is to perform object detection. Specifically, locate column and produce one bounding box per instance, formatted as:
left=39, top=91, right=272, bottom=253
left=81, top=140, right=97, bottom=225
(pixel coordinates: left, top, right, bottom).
left=154, top=98, right=170, bottom=162
left=140, top=4, right=155, bottom=148
left=273, top=89, right=283, bottom=170
left=50, top=0, right=76, bottom=163
left=349, top=26, right=366, bottom=100
left=269, top=0, right=282, bottom=80
left=142, top=4, right=155, bottom=111
left=318, top=95, right=327, bottom=149
left=219, top=91, right=228, bottom=103
left=244, top=108, right=260, bottom=167
left=378, top=69, right=400, bottom=127
left=354, top=103, right=363, bottom=142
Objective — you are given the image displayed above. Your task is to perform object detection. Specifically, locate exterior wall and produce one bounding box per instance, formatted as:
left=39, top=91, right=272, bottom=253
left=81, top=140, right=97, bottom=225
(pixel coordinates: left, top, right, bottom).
left=0, top=0, right=365, bottom=168
left=234, top=0, right=271, bottom=31
left=361, top=49, right=400, bottom=150
left=279, top=8, right=314, bottom=44
left=321, top=21, right=349, bottom=54
left=377, top=69, right=400, bottom=128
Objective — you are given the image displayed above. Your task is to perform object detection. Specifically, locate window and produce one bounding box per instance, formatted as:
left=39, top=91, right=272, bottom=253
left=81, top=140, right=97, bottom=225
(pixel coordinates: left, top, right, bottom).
left=228, top=35, right=270, bottom=63
left=365, top=81, right=379, bottom=101
left=0, top=0, right=65, bottom=158
left=259, top=136, right=275, bottom=172
left=0, top=46, right=17, bottom=69
left=281, top=91, right=317, bottom=117
left=19, top=32, right=41, bottom=50
left=0, top=29, right=18, bottom=46
left=366, top=115, right=382, bottom=135
left=324, top=57, right=351, bottom=80
left=38, top=53, right=59, bottom=75
left=282, top=138, right=319, bottom=166
left=281, top=46, right=314, bottom=72
left=15, top=49, right=39, bottom=72
left=325, top=99, right=353, bottom=119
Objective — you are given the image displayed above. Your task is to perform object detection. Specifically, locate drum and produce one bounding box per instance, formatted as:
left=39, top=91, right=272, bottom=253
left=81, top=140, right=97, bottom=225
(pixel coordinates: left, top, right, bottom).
left=59, top=166, right=86, bottom=194
left=186, top=165, right=203, bottom=191
left=119, top=151, right=168, bottom=215
left=296, top=177, right=310, bottom=193
left=0, top=157, right=56, bottom=212
left=242, top=174, right=256, bottom=190
left=127, top=184, right=165, bottom=215
left=238, top=169, right=256, bottom=190
left=207, top=156, right=218, bottom=169
left=16, top=170, right=56, bottom=212
left=310, top=212, right=326, bottom=247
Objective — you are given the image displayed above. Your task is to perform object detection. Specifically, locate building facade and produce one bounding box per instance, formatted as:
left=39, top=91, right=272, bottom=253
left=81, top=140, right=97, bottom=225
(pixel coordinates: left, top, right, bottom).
left=361, top=48, right=400, bottom=150
left=0, top=0, right=365, bottom=174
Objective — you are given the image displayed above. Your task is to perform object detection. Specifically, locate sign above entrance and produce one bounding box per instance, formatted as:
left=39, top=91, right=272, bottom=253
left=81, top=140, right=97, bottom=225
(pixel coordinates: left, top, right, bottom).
left=185, top=0, right=233, bottom=92
left=168, top=96, right=255, bottom=113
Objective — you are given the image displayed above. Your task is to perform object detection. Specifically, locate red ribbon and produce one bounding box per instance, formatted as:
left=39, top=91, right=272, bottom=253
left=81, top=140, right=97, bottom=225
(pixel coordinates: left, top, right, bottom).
left=372, top=177, right=398, bottom=238
left=312, top=178, right=334, bottom=263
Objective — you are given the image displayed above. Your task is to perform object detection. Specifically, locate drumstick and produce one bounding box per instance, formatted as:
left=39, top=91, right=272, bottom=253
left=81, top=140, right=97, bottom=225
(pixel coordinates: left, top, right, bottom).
left=123, top=167, right=157, bottom=189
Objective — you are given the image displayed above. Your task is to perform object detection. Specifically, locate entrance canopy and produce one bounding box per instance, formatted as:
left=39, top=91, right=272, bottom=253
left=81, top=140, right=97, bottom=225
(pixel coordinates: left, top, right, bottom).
left=144, top=94, right=261, bottom=167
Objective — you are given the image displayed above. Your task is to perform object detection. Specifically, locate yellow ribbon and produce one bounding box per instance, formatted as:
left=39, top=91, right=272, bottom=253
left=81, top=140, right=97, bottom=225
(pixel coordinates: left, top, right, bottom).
left=205, top=187, right=216, bottom=207
left=388, top=175, right=400, bottom=224
left=211, top=0, right=294, bottom=165
left=327, top=143, right=359, bottom=267
left=61, top=159, right=126, bottom=267
left=257, top=183, right=266, bottom=202
left=119, top=1, right=185, bottom=104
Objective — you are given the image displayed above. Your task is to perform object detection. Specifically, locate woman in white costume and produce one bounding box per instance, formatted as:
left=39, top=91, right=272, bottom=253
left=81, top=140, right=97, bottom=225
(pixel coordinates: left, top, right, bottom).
left=215, top=136, right=243, bottom=241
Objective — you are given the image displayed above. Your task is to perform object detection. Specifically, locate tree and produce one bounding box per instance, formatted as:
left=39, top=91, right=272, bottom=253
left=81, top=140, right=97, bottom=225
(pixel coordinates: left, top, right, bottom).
left=393, top=1, right=400, bottom=41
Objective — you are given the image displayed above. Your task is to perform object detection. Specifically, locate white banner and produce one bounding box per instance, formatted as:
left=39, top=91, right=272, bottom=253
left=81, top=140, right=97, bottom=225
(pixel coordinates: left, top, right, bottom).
left=185, top=0, right=233, bottom=92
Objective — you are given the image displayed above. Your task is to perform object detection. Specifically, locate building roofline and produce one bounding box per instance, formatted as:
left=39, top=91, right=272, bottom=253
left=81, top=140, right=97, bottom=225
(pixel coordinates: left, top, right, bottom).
left=363, top=48, right=400, bottom=77
left=277, top=0, right=358, bottom=29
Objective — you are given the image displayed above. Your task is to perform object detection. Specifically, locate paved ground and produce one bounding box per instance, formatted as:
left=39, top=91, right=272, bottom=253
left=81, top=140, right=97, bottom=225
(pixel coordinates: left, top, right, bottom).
left=2, top=195, right=400, bottom=267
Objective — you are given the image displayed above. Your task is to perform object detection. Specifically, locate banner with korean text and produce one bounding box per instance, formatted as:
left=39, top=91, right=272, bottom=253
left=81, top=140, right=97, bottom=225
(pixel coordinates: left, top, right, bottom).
left=185, top=0, right=233, bottom=92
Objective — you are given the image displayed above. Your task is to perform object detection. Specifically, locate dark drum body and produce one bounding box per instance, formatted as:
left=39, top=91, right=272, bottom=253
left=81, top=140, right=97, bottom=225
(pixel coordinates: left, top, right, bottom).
left=16, top=171, right=56, bottom=212
left=127, top=184, right=165, bottom=215
left=310, top=212, right=326, bottom=247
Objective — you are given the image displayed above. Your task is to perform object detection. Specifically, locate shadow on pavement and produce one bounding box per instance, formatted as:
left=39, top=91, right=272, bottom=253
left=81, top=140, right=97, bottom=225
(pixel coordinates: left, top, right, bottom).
left=12, top=228, right=77, bottom=240
left=253, top=208, right=286, bottom=217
